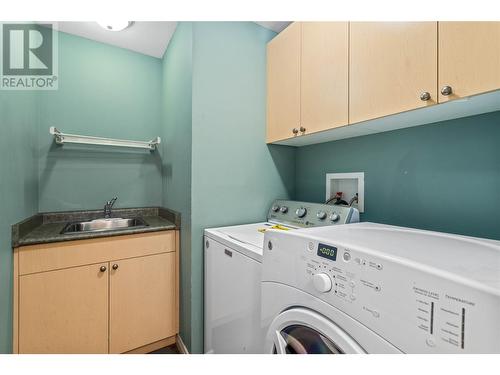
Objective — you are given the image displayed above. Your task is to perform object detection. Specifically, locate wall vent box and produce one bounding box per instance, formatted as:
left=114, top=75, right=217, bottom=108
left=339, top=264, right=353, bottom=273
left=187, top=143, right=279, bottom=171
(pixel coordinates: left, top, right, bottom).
left=326, top=172, right=365, bottom=213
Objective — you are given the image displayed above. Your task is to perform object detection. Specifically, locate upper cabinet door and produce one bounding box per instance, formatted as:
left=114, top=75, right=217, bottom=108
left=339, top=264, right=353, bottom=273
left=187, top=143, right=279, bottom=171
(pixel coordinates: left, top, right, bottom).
left=267, top=22, right=301, bottom=143
left=349, top=22, right=438, bottom=124
left=301, top=22, right=349, bottom=135
left=438, top=22, right=500, bottom=102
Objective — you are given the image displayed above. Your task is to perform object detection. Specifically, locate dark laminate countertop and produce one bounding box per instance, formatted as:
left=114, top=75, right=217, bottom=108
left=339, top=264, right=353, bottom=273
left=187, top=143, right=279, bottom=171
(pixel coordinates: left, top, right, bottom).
left=12, top=207, right=180, bottom=248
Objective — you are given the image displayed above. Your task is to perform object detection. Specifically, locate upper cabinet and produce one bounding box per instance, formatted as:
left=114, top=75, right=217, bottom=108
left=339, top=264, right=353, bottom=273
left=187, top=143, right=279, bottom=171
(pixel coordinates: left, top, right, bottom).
left=349, top=22, right=438, bottom=124
left=266, top=22, right=500, bottom=146
left=301, top=22, right=349, bottom=135
left=267, top=22, right=301, bottom=143
left=438, top=22, right=500, bottom=102
left=267, top=22, right=349, bottom=143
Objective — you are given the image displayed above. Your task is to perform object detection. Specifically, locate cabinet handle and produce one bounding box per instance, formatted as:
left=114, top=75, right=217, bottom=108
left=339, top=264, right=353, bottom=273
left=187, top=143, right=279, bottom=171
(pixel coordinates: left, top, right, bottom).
left=112, top=264, right=119, bottom=270
left=441, top=85, right=453, bottom=96
left=420, top=91, right=431, bottom=101
left=99, top=265, right=107, bottom=272
left=292, top=128, right=299, bottom=135
left=300, top=126, right=306, bottom=133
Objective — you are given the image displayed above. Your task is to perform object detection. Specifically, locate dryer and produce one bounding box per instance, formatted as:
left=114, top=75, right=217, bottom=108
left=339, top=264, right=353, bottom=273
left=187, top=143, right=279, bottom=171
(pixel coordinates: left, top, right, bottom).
left=204, top=200, right=359, bottom=354
left=262, top=222, right=500, bottom=353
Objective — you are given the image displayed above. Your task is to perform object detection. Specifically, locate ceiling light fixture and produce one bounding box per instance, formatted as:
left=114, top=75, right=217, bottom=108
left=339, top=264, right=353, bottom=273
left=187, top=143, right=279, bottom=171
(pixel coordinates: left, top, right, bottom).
left=97, top=21, right=133, bottom=32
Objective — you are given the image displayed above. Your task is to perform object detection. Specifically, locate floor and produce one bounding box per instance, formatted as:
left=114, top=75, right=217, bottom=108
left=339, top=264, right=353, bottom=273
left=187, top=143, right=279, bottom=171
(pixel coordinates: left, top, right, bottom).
left=149, top=344, right=180, bottom=354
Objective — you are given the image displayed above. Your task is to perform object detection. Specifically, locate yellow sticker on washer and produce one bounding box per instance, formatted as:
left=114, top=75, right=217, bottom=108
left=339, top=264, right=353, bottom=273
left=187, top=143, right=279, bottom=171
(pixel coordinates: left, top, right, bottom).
left=258, top=224, right=291, bottom=233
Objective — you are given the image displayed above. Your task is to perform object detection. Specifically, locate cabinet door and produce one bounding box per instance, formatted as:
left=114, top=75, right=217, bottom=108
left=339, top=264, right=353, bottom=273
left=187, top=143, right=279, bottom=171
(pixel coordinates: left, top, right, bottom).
left=349, top=22, right=438, bottom=124
left=267, top=22, right=301, bottom=143
left=109, top=252, right=176, bottom=353
left=439, top=22, right=500, bottom=102
left=19, top=263, right=109, bottom=353
left=301, top=22, right=349, bottom=134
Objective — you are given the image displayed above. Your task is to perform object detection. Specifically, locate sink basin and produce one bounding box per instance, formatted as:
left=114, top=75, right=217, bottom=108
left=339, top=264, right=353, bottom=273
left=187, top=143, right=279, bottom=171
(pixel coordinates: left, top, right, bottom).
left=61, top=217, right=148, bottom=234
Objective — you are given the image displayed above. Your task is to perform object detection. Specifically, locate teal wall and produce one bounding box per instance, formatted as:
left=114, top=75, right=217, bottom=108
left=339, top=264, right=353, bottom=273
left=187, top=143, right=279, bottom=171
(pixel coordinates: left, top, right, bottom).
left=2, top=22, right=295, bottom=354
left=160, top=22, right=193, bottom=350
left=0, top=91, right=39, bottom=353
left=6, top=22, right=498, bottom=356
left=295, top=111, right=500, bottom=240
left=190, top=22, right=296, bottom=353
left=159, top=21, right=296, bottom=353
left=0, top=30, right=164, bottom=353
left=38, top=31, right=163, bottom=212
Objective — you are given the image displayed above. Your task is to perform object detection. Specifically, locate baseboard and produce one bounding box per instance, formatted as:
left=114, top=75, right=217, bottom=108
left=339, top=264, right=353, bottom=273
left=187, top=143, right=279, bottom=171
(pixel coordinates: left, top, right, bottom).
left=175, top=334, right=189, bottom=354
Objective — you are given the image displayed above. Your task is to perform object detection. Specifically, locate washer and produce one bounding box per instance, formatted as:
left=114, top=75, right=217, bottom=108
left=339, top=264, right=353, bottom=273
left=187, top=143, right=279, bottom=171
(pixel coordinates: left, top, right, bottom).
left=262, top=222, right=500, bottom=353
left=204, top=199, right=359, bottom=354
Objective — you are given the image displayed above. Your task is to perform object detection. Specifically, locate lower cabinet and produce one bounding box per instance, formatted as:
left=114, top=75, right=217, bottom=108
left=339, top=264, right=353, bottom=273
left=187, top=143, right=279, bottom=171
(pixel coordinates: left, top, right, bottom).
left=109, top=252, right=177, bottom=353
left=19, top=263, right=109, bottom=354
left=13, top=231, right=179, bottom=354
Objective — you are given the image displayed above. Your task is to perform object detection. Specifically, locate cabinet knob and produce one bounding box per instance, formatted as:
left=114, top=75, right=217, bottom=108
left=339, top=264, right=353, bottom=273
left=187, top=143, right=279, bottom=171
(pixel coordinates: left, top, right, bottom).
left=292, top=128, right=299, bottom=135
left=300, top=126, right=306, bottom=133
left=420, top=91, right=431, bottom=101
left=112, top=264, right=119, bottom=270
left=441, top=85, right=453, bottom=96
left=99, top=265, right=107, bottom=272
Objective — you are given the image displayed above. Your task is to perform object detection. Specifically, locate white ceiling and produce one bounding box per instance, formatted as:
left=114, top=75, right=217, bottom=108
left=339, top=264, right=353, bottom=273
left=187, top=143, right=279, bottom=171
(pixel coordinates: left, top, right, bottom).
left=254, top=22, right=291, bottom=33
left=56, top=22, right=178, bottom=58
left=54, top=21, right=290, bottom=59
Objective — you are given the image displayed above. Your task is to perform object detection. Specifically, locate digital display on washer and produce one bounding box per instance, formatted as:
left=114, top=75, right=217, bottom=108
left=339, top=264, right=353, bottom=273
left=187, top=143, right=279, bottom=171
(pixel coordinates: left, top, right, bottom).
left=317, top=243, right=337, bottom=261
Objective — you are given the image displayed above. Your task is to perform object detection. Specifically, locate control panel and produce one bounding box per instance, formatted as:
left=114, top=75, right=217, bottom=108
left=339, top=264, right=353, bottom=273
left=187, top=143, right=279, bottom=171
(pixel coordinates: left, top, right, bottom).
left=304, top=242, right=383, bottom=307
left=262, top=230, right=500, bottom=353
left=267, top=199, right=359, bottom=228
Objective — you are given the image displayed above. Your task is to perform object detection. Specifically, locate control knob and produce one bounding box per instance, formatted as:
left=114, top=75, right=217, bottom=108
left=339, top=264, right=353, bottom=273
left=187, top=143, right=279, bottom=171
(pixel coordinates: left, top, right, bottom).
left=271, top=205, right=280, bottom=212
left=280, top=206, right=288, bottom=214
left=316, top=211, right=327, bottom=220
left=295, top=207, right=307, bottom=218
left=329, top=213, right=340, bottom=222
left=313, top=273, right=332, bottom=293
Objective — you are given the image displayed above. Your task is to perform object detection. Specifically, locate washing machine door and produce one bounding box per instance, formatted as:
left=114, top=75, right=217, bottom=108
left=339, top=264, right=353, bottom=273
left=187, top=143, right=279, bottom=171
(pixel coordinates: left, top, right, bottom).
left=267, top=308, right=366, bottom=354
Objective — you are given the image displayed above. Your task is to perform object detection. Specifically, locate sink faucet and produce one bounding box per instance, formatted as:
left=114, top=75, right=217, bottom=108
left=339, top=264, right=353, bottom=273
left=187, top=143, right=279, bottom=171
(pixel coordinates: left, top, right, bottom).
left=104, top=197, right=118, bottom=218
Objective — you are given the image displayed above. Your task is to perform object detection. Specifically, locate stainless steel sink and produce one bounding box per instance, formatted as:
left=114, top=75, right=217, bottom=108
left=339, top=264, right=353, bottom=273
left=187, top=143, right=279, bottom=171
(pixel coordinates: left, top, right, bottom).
left=61, top=217, right=148, bottom=234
